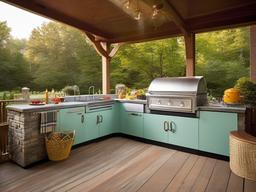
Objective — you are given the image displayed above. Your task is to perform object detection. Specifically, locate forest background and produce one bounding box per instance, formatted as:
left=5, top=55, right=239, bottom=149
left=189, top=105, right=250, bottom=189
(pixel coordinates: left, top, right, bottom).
left=0, top=21, right=250, bottom=98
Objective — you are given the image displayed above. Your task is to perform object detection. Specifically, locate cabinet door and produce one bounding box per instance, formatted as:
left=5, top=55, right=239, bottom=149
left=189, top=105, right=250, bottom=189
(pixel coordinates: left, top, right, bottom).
left=143, top=114, right=169, bottom=143
left=57, top=107, right=86, bottom=145
left=85, top=112, right=99, bottom=140
left=199, top=111, right=237, bottom=156
left=121, top=112, right=144, bottom=137
left=167, top=116, right=198, bottom=149
left=99, top=109, right=115, bottom=137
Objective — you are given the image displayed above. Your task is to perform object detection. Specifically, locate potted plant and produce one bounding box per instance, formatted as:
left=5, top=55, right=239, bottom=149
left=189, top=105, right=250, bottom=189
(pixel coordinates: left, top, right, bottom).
left=235, top=77, right=256, bottom=136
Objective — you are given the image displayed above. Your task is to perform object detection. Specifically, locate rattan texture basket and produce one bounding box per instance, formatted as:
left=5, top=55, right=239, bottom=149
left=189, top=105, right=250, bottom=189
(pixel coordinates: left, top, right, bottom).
left=230, top=131, right=256, bottom=181
left=45, top=131, right=75, bottom=161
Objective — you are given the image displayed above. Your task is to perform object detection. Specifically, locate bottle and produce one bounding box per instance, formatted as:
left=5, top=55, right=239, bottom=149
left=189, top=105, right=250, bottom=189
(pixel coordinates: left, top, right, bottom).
left=45, top=89, right=49, bottom=104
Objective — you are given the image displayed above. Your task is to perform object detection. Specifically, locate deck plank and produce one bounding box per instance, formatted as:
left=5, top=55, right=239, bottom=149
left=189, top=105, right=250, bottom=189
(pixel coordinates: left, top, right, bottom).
left=164, top=154, right=198, bottom=192
left=0, top=137, right=251, bottom=192
left=137, top=151, right=189, bottom=192
left=205, top=160, right=231, bottom=192
left=226, top=173, right=244, bottom=192
left=79, top=146, right=173, bottom=192
left=118, top=148, right=175, bottom=192
left=190, top=157, right=217, bottom=192
left=1, top=138, right=138, bottom=192
left=244, top=179, right=256, bottom=192
left=177, top=156, right=207, bottom=192
left=52, top=142, right=151, bottom=192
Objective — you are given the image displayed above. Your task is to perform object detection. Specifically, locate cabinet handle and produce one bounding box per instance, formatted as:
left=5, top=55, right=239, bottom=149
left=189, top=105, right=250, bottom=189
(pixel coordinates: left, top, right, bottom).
left=130, top=113, right=142, bottom=116
left=81, top=115, right=84, bottom=123
left=169, top=121, right=176, bottom=133
left=100, top=115, right=103, bottom=123
left=96, top=115, right=100, bottom=124
left=164, top=121, right=169, bottom=132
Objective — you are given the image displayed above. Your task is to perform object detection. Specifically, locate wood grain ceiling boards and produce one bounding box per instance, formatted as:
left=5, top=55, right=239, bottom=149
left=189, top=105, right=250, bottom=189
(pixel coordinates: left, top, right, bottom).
left=2, top=0, right=256, bottom=43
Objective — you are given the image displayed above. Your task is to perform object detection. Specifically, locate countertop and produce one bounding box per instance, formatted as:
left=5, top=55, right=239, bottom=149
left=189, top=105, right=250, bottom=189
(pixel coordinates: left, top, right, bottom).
left=6, top=99, right=246, bottom=113
left=115, top=99, right=147, bottom=105
left=198, top=104, right=246, bottom=113
left=6, top=102, right=89, bottom=112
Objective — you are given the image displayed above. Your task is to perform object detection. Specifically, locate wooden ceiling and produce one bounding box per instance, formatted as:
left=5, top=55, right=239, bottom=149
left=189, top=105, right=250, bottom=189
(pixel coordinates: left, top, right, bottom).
left=2, top=0, right=256, bottom=43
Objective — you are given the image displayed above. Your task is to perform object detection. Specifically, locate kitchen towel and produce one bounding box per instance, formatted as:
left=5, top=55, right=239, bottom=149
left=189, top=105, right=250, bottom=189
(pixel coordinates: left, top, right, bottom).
left=40, top=111, right=57, bottom=134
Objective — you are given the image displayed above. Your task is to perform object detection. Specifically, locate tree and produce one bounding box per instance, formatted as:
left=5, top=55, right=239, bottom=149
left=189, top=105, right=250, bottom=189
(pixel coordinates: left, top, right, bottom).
left=196, top=27, right=249, bottom=96
left=25, top=22, right=101, bottom=92
left=111, top=38, right=185, bottom=89
left=0, top=21, right=31, bottom=91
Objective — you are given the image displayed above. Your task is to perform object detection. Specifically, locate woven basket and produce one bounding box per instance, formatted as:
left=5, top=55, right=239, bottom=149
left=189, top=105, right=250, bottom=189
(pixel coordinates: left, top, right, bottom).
left=230, top=131, right=256, bottom=181
left=45, top=131, right=75, bottom=161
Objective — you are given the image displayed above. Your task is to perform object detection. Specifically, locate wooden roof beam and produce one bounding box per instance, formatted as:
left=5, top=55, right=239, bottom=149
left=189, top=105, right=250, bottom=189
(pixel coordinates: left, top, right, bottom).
left=162, top=0, right=188, bottom=34
left=85, top=33, right=123, bottom=59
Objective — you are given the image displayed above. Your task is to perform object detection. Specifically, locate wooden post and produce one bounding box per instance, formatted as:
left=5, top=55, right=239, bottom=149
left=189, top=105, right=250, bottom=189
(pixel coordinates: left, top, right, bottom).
left=101, top=42, right=111, bottom=94
left=250, top=26, right=256, bottom=81
left=184, top=33, right=195, bottom=76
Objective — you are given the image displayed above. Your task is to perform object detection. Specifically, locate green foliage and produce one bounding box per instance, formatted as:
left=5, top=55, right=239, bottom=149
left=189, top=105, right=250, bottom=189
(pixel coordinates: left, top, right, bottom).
left=234, top=77, right=256, bottom=106
left=0, top=20, right=250, bottom=97
left=111, top=38, right=185, bottom=89
left=0, top=21, right=32, bottom=91
left=196, top=28, right=249, bottom=96
left=25, top=22, right=101, bottom=93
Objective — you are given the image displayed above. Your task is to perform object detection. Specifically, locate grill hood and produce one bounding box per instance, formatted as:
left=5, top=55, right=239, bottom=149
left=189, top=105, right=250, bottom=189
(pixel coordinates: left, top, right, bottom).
left=148, top=76, right=207, bottom=95
left=147, top=76, right=208, bottom=114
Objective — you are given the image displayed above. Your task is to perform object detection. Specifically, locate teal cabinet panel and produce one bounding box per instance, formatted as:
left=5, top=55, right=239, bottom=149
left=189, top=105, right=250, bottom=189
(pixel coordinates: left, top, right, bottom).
left=85, top=112, right=99, bottom=140
left=167, top=116, right=198, bottom=149
left=143, top=113, right=169, bottom=143
left=121, top=112, right=144, bottom=137
left=199, top=111, right=237, bottom=156
left=57, top=107, right=86, bottom=145
left=120, top=103, right=144, bottom=137
left=99, top=109, right=116, bottom=137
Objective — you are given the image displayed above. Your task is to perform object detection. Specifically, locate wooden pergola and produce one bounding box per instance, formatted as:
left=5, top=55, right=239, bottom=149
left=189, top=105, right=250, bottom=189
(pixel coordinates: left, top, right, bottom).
left=3, top=0, right=256, bottom=93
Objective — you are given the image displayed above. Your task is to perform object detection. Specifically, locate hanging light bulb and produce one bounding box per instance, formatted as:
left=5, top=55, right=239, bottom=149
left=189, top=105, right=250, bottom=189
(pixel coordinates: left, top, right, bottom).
left=124, top=0, right=130, bottom=9
left=134, top=0, right=142, bottom=20
left=134, top=9, right=142, bottom=20
left=152, top=3, right=163, bottom=19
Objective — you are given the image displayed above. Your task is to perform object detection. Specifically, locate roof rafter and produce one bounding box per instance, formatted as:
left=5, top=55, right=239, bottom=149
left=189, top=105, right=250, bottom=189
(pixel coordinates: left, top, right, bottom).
left=85, top=33, right=123, bottom=59
left=162, top=0, right=188, bottom=34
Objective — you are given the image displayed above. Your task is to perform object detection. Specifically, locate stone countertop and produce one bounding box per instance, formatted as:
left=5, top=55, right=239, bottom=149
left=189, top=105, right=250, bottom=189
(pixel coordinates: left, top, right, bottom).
left=115, top=99, right=147, bottom=105
left=199, top=104, right=246, bottom=113
left=7, top=99, right=245, bottom=114
left=6, top=102, right=90, bottom=113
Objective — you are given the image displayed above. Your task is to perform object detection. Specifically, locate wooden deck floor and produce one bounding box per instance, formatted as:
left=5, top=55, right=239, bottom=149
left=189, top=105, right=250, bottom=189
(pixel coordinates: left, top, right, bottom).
left=0, top=137, right=256, bottom=192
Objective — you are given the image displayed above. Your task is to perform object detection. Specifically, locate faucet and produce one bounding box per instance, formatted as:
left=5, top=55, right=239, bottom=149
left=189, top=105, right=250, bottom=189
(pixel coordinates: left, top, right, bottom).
left=88, top=86, right=95, bottom=101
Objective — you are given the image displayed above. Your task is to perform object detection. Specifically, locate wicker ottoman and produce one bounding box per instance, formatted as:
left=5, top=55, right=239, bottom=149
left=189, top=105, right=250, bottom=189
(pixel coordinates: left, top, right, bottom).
left=230, top=131, right=256, bottom=180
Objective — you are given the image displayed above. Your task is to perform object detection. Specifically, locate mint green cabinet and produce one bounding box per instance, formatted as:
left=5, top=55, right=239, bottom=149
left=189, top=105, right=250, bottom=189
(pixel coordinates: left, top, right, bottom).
left=120, top=104, right=144, bottom=137
left=85, top=112, right=99, bottom=140
left=143, top=113, right=169, bottom=143
left=167, top=116, right=198, bottom=149
left=121, top=112, right=144, bottom=137
left=199, top=111, right=237, bottom=156
left=57, top=107, right=86, bottom=145
left=143, top=113, right=198, bottom=149
left=99, top=109, right=116, bottom=137
left=87, top=105, right=117, bottom=138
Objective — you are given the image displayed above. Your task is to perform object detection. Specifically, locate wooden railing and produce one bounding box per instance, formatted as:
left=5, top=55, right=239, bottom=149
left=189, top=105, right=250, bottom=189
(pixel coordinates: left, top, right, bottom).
left=0, top=99, right=25, bottom=162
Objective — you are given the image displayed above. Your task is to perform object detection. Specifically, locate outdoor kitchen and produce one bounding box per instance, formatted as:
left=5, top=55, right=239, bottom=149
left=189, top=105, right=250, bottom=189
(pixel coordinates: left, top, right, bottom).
left=5, top=76, right=246, bottom=167
left=1, top=0, right=256, bottom=191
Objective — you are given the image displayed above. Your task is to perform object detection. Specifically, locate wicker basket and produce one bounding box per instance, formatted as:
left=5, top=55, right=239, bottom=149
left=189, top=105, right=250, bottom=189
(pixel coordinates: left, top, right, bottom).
left=230, top=131, right=256, bottom=181
left=45, top=131, right=75, bottom=161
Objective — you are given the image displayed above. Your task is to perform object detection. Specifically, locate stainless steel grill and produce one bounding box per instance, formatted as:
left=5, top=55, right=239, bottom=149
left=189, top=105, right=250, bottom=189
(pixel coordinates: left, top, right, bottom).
left=147, top=76, right=208, bottom=113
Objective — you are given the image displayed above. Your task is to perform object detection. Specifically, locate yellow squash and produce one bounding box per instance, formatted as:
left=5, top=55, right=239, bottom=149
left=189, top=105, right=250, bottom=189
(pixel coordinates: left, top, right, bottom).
left=223, top=88, right=241, bottom=104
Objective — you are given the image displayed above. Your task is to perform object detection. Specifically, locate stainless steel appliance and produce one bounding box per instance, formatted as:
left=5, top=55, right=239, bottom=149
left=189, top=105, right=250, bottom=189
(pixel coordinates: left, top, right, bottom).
left=147, top=76, right=208, bottom=114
